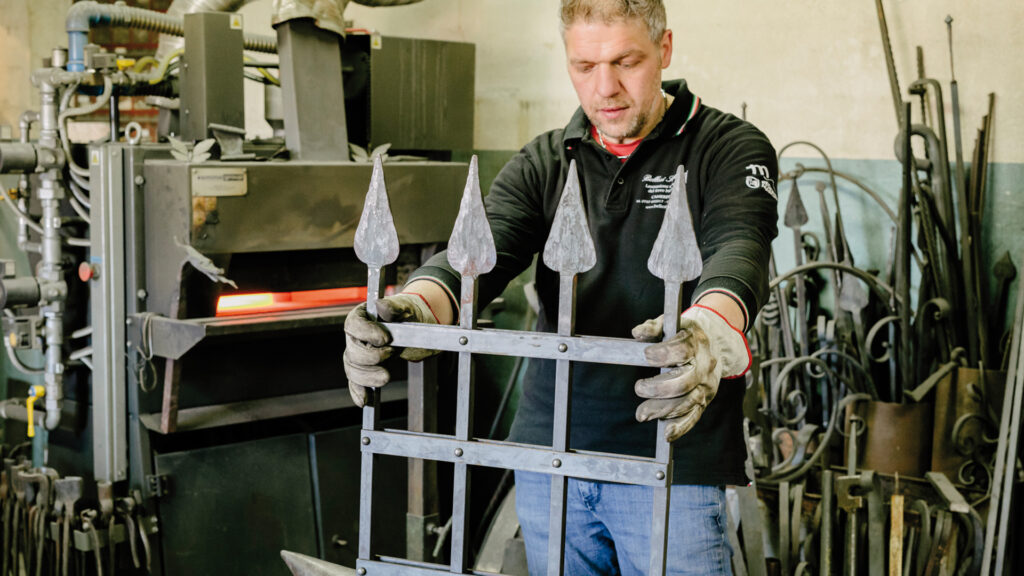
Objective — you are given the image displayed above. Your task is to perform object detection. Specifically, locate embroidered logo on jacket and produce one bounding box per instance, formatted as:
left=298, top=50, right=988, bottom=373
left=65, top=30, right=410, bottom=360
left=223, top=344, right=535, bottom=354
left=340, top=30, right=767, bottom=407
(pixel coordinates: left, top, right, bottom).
left=636, top=170, right=688, bottom=210
left=745, top=164, right=777, bottom=200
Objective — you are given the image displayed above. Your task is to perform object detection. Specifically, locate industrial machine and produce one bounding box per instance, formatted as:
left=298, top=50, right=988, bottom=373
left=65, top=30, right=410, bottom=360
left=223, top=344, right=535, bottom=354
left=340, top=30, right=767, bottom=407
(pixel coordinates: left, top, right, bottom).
left=0, top=1, right=476, bottom=573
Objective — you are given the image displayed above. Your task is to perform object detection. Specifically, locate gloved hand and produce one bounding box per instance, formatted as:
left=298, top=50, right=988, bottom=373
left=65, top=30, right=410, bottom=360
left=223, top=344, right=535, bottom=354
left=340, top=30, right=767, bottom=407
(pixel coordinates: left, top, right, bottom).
left=632, top=305, right=751, bottom=441
left=343, top=293, right=440, bottom=407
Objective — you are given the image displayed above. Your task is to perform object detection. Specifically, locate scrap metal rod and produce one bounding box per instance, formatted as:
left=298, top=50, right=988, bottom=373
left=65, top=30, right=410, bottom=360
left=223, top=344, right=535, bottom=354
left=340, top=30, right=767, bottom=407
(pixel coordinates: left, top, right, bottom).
left=981, top=252, right=1024, bottom=575
left=875, top=0, right=905, bottom=127
left=896, top=102, right=914, bottom=398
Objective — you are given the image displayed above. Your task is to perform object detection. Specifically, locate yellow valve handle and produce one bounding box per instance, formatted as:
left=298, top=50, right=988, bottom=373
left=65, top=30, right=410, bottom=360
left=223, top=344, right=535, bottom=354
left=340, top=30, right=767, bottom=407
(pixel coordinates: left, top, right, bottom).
left=26, top=385, right=45, bottom=438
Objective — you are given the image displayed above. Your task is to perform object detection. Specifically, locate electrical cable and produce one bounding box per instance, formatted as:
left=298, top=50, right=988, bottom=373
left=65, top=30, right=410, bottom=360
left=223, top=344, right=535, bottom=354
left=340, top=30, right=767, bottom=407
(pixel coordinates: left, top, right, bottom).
left=59, top=75, right=114, bottom=178
left=146, top=48, right=184, bottom=85
left=132, top=56, right=159, bottom=74
left=4, top=339, right=44, bottom=376
left=68, top=168, right=92, bottom=194
left=0, top=193, right=44, bottom=235
left=68, top=196, right=91, bottom=224
left=68, top=178, right=91, bottom=210
left=243, top=55, right=279, bottom=86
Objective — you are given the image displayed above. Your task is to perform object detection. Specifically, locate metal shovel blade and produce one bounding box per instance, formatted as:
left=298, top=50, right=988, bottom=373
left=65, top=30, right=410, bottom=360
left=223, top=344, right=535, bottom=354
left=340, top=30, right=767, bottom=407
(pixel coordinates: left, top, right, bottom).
left=280, top=551, right=357, bottom=576
left=542, top=159, right=596, bottom=275
left=648, top=165, right=703, bottom=283
left=447, top=155, right=497, bottom=278
left=353, top=155, right=400, bottom=268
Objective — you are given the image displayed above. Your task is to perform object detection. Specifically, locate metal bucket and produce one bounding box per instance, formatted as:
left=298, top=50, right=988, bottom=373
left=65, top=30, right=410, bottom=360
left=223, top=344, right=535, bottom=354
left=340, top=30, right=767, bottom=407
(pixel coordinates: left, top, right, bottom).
left=930, top=367, right=1005, bottom=479
left=846, top=400, right=933, bottom=477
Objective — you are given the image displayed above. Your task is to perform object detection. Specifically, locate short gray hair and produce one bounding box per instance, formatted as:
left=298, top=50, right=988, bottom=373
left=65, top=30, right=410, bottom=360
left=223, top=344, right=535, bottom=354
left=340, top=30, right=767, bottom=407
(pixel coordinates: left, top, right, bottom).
left=560, top=0, right=667, bottom=44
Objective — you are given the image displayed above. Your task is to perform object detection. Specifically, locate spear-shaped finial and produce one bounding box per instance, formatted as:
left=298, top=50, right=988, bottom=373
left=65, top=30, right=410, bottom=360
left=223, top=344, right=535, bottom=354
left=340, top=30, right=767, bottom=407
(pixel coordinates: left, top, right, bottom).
left=354, top=156, right=400, bottom=270
left=784, top=179, right=809, bottom=229
left=447, top=155, right=497, bottom=279
left=648, top=165, right=702, bottom=283
left=353, top=155, right=400, bottom=321
left=543, top=160, right=596, bottom=275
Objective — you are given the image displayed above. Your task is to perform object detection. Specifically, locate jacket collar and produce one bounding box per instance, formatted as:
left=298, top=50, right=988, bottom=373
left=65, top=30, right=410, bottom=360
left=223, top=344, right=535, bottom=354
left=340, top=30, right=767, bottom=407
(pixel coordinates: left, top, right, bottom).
left=562, top=79, right=699, bottom=146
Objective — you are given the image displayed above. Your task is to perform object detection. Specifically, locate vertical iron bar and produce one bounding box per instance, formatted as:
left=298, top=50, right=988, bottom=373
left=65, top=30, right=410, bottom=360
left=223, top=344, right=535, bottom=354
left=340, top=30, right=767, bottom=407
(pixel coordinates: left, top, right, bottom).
left=450, top=278, right=477, bottom=573
left=358, top=267, right=385, bottom=560
left=547, top=274, right=577, bottom=575
left=820, top=470, right=833, bottom=576
left=780, top=481, right=791, bottom=576
left=353, top=156, right=399, bottom=568
left=897, top=102, right=914, bottom=399
left=407, top=357, right=439, bottom=562
left=650, top=282, right=681, bottom=576
left=645, top=165, right=702, bottom=576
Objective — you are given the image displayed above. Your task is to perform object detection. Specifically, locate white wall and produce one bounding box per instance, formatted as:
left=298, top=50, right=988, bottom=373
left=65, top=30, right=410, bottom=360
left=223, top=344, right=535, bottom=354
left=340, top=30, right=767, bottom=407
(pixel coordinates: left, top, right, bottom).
left=3, top=1, right=1020, bottom=164
left=335, top=0, right=1022, bottom=163
left=0, top=0, right=73, bottom=136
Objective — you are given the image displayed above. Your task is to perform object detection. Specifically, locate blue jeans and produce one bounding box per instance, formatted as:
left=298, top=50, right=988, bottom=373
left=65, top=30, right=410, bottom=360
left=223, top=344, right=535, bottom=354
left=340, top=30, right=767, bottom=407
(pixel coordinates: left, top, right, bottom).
left=514, top=471, right=732, bottom=576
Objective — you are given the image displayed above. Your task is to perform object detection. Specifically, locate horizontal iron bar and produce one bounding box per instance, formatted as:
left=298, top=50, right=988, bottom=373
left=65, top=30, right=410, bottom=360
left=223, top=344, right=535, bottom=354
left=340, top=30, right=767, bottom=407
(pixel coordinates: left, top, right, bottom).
left=384, top=323, right=652, bottom=367
left=358, top=556, right=505, bottom=576
left=362, top=430, right=669, bottom=487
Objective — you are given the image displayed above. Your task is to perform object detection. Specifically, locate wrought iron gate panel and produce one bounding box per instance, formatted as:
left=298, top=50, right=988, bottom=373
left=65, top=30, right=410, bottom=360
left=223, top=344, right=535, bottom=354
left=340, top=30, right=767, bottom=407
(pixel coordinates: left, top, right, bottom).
left=353, top=157, right=703, bottom=576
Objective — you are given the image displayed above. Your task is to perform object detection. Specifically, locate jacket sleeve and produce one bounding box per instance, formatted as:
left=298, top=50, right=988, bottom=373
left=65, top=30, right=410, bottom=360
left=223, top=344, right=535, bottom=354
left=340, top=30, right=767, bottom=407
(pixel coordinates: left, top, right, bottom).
left=693, top=124, right=779, bottom=331
left=407, top=135, right=557, bottom=315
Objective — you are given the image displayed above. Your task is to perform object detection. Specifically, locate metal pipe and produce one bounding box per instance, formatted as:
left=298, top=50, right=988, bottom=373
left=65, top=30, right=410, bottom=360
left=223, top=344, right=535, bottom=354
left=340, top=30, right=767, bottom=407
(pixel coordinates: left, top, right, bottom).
left=0, top=399, right=45, bottom=427
left=37, top=175, right=66, bottom=431
left=908, top=79, right=954, bottom=233
left=0, top=144, right=38, bottom=174
left=66, top=1, right=276, bottom=72
left=0, top=278, right=41, bottom=309
left=18, top=111, right=38, bottom=144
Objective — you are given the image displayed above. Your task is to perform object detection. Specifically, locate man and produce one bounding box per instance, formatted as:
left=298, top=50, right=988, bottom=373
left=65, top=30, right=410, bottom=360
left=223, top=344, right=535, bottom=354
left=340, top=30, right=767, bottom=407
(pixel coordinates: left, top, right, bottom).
left=343, top=1, right=778, bottom=574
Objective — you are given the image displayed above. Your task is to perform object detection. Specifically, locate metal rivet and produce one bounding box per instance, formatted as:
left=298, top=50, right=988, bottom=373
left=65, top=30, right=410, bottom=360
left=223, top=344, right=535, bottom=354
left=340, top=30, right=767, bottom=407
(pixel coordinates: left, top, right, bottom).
left=459, top=336, right=468, bottom=345
left=558, top=343, right=568, bottom=353
left=552, top=459, right=561, bottom=468
left=134, top=175, right=145, bottom=186
left=137, top=289, right=148, bottom=300
left=454, top=448, right=463, bottom=457
left=357, top=568, right=366, bottom=576
left=656, top=471, right=665, bottom=480
left=361, top=437, right=370, bottom=445
left=126, top=318, right=132, bottom=326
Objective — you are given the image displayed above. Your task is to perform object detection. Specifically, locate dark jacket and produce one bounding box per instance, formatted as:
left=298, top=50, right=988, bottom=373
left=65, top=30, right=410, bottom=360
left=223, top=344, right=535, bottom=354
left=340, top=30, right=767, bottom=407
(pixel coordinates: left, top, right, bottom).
left=409, top=79, right=778, bottom=485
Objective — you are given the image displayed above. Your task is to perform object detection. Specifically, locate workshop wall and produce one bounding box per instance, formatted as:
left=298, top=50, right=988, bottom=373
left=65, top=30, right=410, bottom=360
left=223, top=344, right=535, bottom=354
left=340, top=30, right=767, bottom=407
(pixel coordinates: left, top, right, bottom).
left=2, top=0, right=1020, bottom=316
left=0, top=0, right=74, bottom=136
left=331, top=0, right=1024, bottom=311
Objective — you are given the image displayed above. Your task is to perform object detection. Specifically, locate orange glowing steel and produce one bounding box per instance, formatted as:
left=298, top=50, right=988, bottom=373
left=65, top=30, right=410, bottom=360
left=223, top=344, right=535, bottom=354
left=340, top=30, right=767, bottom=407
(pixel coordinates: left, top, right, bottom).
left=217, top=293, right=276, bottom=311
left=215, top=287, right=386, bottom=316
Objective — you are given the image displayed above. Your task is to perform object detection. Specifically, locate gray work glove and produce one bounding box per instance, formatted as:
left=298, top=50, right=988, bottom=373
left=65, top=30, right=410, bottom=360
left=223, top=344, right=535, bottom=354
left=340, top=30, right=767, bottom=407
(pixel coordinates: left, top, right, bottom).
left=343, top=293, right=440, bottom=407
left=632, top=306, right=751, bottom=441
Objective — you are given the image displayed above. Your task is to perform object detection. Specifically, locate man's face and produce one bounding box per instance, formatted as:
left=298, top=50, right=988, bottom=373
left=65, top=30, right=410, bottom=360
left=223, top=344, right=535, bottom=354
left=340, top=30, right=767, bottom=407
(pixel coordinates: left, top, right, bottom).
left=564, top=18, right=672, bottom=143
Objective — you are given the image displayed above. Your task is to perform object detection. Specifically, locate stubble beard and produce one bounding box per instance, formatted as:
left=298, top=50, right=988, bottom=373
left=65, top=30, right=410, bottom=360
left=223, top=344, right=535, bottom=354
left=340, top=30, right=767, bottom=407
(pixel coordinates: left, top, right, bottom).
left=587, top=96, right=660, bottom=142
